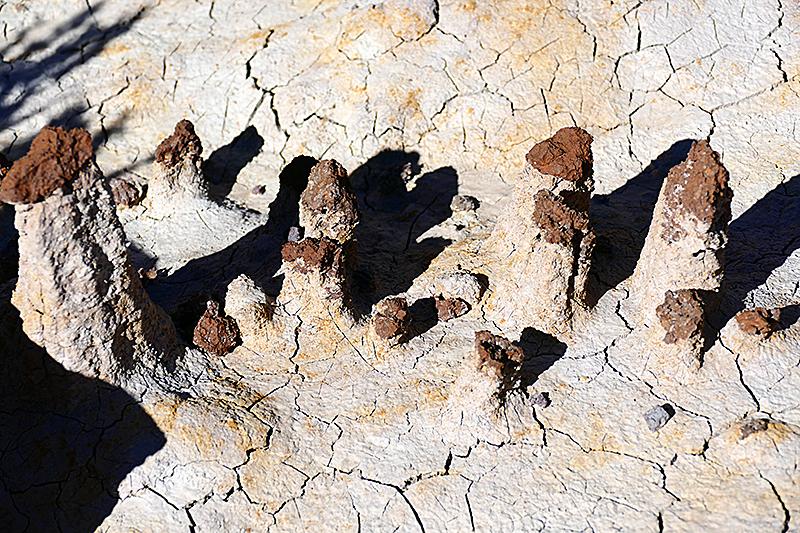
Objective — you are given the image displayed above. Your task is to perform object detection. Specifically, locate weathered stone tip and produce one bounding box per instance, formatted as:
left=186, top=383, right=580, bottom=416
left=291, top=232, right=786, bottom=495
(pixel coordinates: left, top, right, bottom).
left=193, top=299, right=240, bottom=356
left=663, top=139, right=732, bottom=235
left=155, top=119, right=203, bottom=168
left=281, top=236, right=345, bottom=276
left=0, top=126, right=93, bottom=204
left=656, top=289, right=704, bottom=344
left=525, top=127, right=593, bottom=183
left=110, top=177, right=142, bottom=207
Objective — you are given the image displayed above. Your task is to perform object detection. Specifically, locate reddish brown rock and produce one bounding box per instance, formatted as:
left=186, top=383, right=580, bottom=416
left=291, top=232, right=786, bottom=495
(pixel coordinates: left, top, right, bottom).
left=662, top=140, right=732, bottom=242
left=281, top=236, right=345, bottom=277
left=110, top=177, right=142, bottom=207
left=373, top=297, right=410, bottom=340
left=526, top=126, right=593, bottom=189
left=532, top=189, right=592, bottom=247
left=656, top=289, right=704, bottom=344
left=735, top=307, right=780, bottom=336
left=155, top=119, right=203, bottom=168
left=193, top=300, right=240, bottom=356
left=0, top=127, right=93, bottom=204
left=475, top=330, right=524, bottom=389
left=435, top=296, right=470, bottom=321
left=299, top=159, right=360, bottom=243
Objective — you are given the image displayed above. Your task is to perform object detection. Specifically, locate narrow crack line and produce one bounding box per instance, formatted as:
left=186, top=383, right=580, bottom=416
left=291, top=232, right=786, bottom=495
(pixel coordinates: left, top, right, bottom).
left=405, top=193, right=442, bottom=251
left=327, top=308, right=385, bottom=376
left=761, top=473, right=790, bottom=533
left=719, top=337, right=761, bottom=412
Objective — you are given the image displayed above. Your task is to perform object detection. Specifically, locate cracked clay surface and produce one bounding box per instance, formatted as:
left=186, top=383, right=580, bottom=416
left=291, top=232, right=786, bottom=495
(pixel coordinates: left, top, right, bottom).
left=1, top=0, right=800, bottom=532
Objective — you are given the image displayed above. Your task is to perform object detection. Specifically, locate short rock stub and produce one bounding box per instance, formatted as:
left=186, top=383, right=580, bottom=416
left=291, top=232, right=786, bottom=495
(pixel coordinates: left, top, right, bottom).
left=193, top=300, right=240, bottom=356
left=0, top=126, right=93, bottom=204
left=525, top=126, right=593, bottom=186
left=155, top=119, right=203, bottom=168
left=735, top=307, right=781, bottom=337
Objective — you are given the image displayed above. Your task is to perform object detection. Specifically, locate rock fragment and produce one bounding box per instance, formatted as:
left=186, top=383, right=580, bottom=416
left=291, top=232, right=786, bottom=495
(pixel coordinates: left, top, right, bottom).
left=485, top=127, right=595, bottom=339
left=372, top=297, right=410, bottom=341
left=656, top=289, right=705, bottom=345
left=299, top=159, right=360, bottom=243
left=632, top=140, right=732, bottom=328
left=450, top=194, right=480, bottom=212
left=435, top=296, right=470, bottom=321
left=735, top=307, right=780, bottom=337
left=154, top=119, right=203, bottom=168
left=531, top=392, right=551, bottom=408
left=474, top=330, right=525, bottom=399
left=644, top=404, right=675, bottom=432
left=0, top=126, right=93, bottom=204
left=193, top=300, right=241, bottom=356
left=8, top=126, right=179, bottom=392
left=110, top=177, right=142, bottom=207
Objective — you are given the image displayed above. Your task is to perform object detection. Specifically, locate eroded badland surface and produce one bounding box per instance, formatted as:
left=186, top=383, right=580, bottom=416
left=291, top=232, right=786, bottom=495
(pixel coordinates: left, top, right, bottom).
left=1, top=1, right=799, bottom=531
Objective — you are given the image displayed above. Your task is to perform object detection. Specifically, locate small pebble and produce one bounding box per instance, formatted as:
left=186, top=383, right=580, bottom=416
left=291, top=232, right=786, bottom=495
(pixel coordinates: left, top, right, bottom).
left=644, top=404, right=674, bottom=432
left=287, top=226, right=303, bottom=242
left=450, top=194, right=480, bottom=212
left=251, top=184, right=266, bottom=195
left=531, top=392, right=550, bottom=408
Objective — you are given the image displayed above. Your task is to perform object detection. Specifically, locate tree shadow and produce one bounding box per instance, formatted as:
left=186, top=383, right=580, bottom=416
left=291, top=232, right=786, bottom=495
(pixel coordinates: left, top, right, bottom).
left=515, top=327, right=567, bottom=389
left=713, top=173, right=800, bottom=327
left=0, top=1, right=145, bottom=158
left=587, top=140, right=694, bottom=306
left=350, top=150, right=458, bottom=314
left=0, top=288, right=165, bottom=532
left=204, top=125, right=265, bottom=199
left=150, top=155, right=315, bottom=314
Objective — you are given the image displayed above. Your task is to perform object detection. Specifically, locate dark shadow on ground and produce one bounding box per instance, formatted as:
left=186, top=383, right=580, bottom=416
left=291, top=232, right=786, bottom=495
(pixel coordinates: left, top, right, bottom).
left=0, top=287, right=165, bottom=532
left=712, top=173, right=800, bottom=328
left=516, top=327, right=567, bottom=388
left=408, top=297, right=438, bottom=339
left=204, top=126, right=264, bottom=199
left=587, top=140, right=694, bottom=306
left=350, top=150, right=458, bottom=314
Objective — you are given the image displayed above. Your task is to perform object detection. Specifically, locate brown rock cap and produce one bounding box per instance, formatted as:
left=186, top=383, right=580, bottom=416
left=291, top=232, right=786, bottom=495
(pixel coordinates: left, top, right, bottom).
left=373, top=297, right=410, bottom=340
left=735, top=307, right=780, bottom=337
left=662, top=140, right=732, bottom=240
left=155, top=119, right=203, bottom=168
left=532, top=189, right=591, bottom=246
left=110, top=177, right=142, bottom=207
left=281, top=236, right=345, bottom=277
left=656, top=289, right=704, bottom=344
left=193, top=300, right=240, bottom=356
left=0, top=126, right=93, bottom=204
left=526, top=127, right=593, bottom=184
left=300, top=159, right=360, bottom=241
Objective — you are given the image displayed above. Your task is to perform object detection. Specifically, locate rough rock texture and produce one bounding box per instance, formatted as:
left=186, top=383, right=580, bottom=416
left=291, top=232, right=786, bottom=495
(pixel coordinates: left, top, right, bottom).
left=2, top=1, right=800, bottom=532
left=656, top=289, right=706, bottom=345
left=224, top=274, right=272, bottom=348
left=372, top=296, right=410, bottom=340
left=0, top=126, right=92, bottom=204
left=7, top=127, right=180, bottom=393
left=632, top=140, right=732, bottom=323
left=109, top=176, right=142, bottom=207
left=430, top=270, right=485, bottom=306
left=146, top=119, right=208, bottom=205
left=735, top=307, right=781, bottom=337
left=299, top=159, right=360, bottom=244
left=485, top=127, right=595, bottom=339
left=154, top=119, right=203, bottom=168
left=193, top=300, right=240, bottom=356
left=435, top=296, right=470, bottom=321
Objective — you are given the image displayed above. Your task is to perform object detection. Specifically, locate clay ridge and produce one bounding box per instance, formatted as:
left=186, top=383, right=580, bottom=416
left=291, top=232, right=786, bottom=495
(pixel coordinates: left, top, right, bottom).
left=0, top=127, right=93, bottom=204
left=525, top=127, right=593, bottom=183
left=155, top=119, right=203, bottom=168
left=532, top=189, right=590, bottom=246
